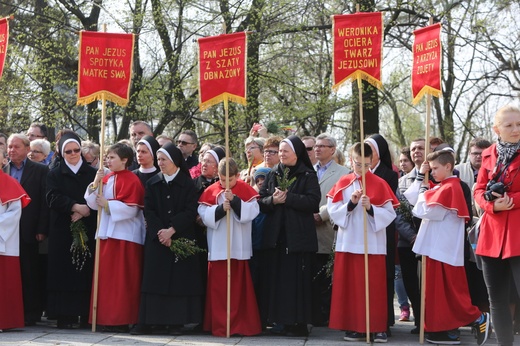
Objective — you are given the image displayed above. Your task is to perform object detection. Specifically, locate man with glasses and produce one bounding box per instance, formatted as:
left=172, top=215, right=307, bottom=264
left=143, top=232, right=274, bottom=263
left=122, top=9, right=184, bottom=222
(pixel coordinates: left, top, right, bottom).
left=4, top=134, right=49, bottom=326
left=177, top=130, right=199, bottom=169
left=312, top=133, right=349, bottom=327
left=302, top=136, right=318, bottom=167
left=26, top=123, right=53, bottom=165
left=455, top=137, right=492, bottom=191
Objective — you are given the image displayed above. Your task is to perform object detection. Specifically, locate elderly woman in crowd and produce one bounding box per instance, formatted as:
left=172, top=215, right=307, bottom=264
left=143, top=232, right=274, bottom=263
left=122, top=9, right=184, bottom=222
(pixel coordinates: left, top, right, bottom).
left=241, top=136, right=265, bottom=185
left=474, top=105, right=520, bottom=346
left=258, top=135, right=320, bottom=336
left=131, top=143, right=204, bottom=335
left=46, top=131, right=97, bottom=329
left=80, top=140, right=101, bottom=169
left=29, top=139, right=51, bottom=164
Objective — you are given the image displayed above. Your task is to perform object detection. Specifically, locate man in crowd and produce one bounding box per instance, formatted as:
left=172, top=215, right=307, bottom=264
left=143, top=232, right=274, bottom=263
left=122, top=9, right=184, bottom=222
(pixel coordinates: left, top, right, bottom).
left=4, top=134, right=49, bottom=325
left=302, top=136, right=318, bottom=167
left=312, top=133, right=349, bottom=326
left=26, top=123, right=53, bottom=165
left=177, top=130, right=199, bottom=169
left=129, top=121, right=153, bottom=170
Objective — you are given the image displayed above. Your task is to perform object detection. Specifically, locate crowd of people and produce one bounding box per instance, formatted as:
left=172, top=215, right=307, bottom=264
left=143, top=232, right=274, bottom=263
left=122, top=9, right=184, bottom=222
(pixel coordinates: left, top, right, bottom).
left=0, top=106, right=520, bottom=346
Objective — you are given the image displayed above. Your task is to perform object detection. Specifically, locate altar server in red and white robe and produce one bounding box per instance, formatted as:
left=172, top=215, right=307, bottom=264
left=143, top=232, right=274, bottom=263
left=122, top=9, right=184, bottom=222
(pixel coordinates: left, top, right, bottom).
left=0, top=149, right=30, bottom=331
left=198, top=157, right=262, bottom=337
left=85, top=143, right=145, bottom=332
left=412, top=148, right=489, bottom=345
left=327, top=142, right=398, bottom=342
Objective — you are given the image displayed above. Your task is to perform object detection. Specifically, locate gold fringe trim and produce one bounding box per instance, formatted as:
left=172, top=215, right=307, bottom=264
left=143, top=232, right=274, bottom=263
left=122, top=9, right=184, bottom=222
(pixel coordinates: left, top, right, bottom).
left=199, top=92, right=246, bottom=111
left=333, top=70, right=383, bottom=92
left=412, top=86, right=442, bottom=105
left=77, top=91, right=129, bottom=107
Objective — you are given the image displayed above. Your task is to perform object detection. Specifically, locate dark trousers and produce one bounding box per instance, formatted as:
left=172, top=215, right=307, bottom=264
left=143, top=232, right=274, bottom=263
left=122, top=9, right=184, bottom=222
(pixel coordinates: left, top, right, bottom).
left=20, top=240, right=42, bottom=323
left=311, top=253, right=332, bottom=326
left=398, top=246, right=421, bottom=327
left=481, top=255, right=520, bottom=346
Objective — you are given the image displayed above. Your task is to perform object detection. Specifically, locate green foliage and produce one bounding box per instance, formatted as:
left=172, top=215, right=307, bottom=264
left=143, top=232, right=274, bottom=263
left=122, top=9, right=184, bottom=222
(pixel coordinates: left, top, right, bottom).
left=169, top=238, right=206, bottom=262
left=276, top=166, right=296, bottom=191
left=70, top=220, right=92, bottom=271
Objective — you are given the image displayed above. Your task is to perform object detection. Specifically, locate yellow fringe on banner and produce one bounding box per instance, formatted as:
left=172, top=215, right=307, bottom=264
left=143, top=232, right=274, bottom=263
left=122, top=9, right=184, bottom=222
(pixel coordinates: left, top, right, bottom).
left=199, top=92, right=247, bottom=111
left=412, top=86, right=442, bottom=105
left=77, top=91, right=129, bottom=107
left=332, top=70, right=383, bottom=92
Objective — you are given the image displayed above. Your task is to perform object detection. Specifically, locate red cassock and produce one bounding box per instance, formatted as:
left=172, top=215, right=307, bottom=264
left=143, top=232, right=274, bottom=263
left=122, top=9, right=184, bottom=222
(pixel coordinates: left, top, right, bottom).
left=329, top=253, right=387, bottom=333
left=204, top=260, right=261, bottom=336
left=424, top=257, right=481, bottom=332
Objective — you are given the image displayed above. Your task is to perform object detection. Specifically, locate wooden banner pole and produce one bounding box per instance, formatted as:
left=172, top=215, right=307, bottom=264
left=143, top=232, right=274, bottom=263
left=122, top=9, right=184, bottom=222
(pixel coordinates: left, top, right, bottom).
left=224, top=98, right=231, bottom=338
left=91, top=23, right=107, bottom=334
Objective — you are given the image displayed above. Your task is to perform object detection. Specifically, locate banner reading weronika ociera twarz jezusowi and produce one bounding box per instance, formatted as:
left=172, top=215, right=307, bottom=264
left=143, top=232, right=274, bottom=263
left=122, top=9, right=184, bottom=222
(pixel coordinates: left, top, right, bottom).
left=332, top=12, right=383, bottom=91
left=412, top=23, right=442, bottom=105
left=77, top=31, right=135, bottom=107
left=198, top=32, right=247, bottom=111
left=0, top=17, right=10, bottom=80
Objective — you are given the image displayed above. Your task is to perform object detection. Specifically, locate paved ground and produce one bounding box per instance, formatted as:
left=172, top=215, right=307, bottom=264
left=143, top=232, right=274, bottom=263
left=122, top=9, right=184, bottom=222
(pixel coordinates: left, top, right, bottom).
left=0, top=303, right=516, bottom=345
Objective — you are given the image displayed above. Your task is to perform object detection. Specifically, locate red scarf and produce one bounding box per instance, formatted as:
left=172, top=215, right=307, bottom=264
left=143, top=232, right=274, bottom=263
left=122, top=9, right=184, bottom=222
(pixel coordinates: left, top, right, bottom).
left=199, top=179, right=258, bottom=206
left=424, top=176, right=469, bottom=220
left=102, top=169, right=144, bottom=208
left=0, top=171, right=31, bottom=207
left=327, top=171, right=399, bottom=207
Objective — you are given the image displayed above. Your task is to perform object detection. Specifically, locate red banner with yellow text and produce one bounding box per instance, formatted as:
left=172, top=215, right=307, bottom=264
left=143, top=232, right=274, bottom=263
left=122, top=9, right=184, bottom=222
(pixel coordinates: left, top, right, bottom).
left=198, top=32, right=247, bottom=111
left=332, top=12, right=383, bottom=91
left=0, top=17, right=10, bottom=80
left=77, top=31, right=134, bottom=107
left=412, top=23, right=442, bottom=105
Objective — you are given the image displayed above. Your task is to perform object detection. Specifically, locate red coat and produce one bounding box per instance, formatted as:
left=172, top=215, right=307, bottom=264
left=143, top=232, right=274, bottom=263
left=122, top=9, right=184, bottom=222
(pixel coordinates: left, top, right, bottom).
left=474, top=143, right=520, bottom=258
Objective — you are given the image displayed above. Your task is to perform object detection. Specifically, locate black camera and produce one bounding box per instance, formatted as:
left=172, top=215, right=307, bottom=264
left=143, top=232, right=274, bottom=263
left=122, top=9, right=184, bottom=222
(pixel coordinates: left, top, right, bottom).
left=483, top=181, right=505, bottom=201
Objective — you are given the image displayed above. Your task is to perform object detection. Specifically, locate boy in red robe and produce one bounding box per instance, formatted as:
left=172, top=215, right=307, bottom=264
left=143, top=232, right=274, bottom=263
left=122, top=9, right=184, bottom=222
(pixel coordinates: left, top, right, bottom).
left=327, top=143, right=398, bottom=343
left=412, top=148, right=489, bottom=345
left=0, top=149, right=31, bottom=331
left=198, top=158, right=261, bottom=337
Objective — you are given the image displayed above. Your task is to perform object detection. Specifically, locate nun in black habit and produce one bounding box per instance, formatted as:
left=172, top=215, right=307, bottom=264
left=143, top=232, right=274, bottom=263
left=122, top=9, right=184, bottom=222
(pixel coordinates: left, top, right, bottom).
left=132, top=135, right=160, bottom=186
left=365, top=134, right=399, bottom=332
left=132, top=143, right=204, bottom=335
left=258, top=135, right=320, bottom=337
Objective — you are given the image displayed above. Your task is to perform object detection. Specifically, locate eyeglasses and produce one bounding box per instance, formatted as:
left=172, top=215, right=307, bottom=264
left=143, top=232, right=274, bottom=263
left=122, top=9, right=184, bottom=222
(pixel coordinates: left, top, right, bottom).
left=264, top=150, right=278, bottom=155
left=470, top=152, right=483, bottom=156
left=86, top=157, right=98, bottom=165
left=314, top=145, right=334, bottom=149
left=27, top=133, right=44, bottom=139
left=305, top=147, right=314, bottom=151
left=245, top=146, right=259, bottom=152
left=64, top=148, right=81, bottom=155
left=176, top=140, right=194, bottom=145
left=353, top=160, right=371, bottom=168
left=30, top=150, right=43, bottom=154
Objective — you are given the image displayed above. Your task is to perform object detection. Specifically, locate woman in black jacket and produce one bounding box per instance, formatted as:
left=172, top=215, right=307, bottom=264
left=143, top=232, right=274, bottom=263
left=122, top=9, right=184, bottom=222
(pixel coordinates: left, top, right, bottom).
left=258, top=135, right=320, bottom=337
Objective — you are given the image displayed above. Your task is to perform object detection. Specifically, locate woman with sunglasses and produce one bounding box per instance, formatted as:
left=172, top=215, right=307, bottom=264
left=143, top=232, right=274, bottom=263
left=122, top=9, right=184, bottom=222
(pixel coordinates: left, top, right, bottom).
left=46, top=131, right=97, bottom=329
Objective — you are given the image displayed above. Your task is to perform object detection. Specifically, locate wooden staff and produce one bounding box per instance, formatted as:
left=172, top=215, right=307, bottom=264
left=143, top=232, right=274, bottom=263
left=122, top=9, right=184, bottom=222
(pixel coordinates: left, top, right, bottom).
left=223, top=98, right=231, bottom=338
left=418, top=19, right=434, bottom=343
left=91, top=24, right=107, bottom=333
left=419, top=92, right=432, bottom=344
left=357, top=77, right=371, bottom=344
